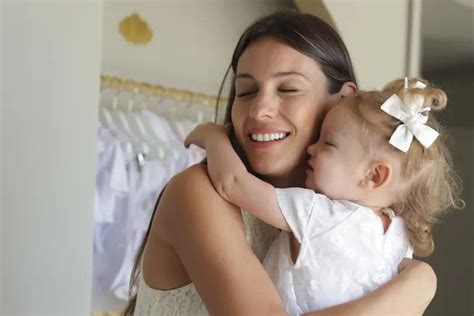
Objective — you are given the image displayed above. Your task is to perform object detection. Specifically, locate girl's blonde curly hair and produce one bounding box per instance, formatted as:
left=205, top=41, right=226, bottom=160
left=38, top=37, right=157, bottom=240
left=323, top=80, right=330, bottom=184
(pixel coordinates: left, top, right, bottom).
left=349, top=77, right=464, bottom=257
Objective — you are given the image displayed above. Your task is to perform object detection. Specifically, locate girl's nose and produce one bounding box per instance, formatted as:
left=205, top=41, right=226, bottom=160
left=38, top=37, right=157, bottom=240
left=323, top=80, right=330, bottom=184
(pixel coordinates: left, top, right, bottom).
left=307, top=142, right=317, bottom=156
left=248, top=91, right=278, bottom=120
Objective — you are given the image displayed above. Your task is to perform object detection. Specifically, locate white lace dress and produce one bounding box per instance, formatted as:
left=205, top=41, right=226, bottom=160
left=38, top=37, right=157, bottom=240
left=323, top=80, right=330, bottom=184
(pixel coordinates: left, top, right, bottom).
left=134, top=211, right=279, bottom=315
left=263, top=188, right=413, bottom=315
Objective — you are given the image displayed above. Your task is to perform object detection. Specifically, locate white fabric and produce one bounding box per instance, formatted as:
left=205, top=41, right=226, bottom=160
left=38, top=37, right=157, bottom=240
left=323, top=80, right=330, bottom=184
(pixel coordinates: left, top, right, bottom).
left=110, top=158, right=169, bottom=300
left=134, top=211, right=280, bottom=316
left=94, top=125, right=129, bottom=225
left=403, top=77, right=427, bottom=90
left=381, top=93, right=438, bottom=152
left=109, top=112, right=206, bottom=300
left=413, top=81, right=427, bottom=89
left=93, top=111, right=206, bottom=300
left=263, top=188, right=412, bottom=315
left=93, top=124, right=131, bottom=295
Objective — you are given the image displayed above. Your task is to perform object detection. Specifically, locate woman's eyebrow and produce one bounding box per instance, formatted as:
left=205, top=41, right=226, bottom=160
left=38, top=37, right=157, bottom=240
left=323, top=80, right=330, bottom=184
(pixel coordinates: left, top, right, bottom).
left=236, top=71, right=309, bottom=81
left=235, top=73, right=254, bottom=80
left=273, top=71, right=309, bottom=81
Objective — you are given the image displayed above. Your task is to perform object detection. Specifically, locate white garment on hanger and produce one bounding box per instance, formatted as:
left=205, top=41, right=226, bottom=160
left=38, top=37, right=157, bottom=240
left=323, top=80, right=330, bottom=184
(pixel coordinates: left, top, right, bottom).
left=97, top=111, right=205, bottom=300
left=93, top=124, right=132, bottom=295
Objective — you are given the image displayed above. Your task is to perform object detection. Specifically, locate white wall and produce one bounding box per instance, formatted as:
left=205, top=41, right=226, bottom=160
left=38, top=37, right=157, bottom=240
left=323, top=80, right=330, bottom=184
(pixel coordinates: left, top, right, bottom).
left=0, top=1, right=3, bottom=311
left=102, top=0, right=414, bottom=94
left=1, top=1, right=103, bottom=315
left=324, top=0, right=411, bottom=89
left=101, top=0, right=294, bottom=95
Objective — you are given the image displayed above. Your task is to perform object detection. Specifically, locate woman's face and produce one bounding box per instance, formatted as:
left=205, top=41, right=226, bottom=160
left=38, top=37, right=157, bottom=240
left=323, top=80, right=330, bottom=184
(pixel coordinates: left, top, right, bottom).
left=231, top=37, right=341, bottom=184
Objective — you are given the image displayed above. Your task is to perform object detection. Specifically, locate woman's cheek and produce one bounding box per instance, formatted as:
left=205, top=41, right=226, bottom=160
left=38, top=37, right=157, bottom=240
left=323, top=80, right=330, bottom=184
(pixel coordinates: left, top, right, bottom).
left=299, top=107, right=325, bottom=139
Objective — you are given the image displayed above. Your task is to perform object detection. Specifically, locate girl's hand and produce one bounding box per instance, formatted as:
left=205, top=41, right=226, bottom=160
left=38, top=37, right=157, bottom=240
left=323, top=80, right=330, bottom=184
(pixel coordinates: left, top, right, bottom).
left=184, top=122, right=228, bottom=149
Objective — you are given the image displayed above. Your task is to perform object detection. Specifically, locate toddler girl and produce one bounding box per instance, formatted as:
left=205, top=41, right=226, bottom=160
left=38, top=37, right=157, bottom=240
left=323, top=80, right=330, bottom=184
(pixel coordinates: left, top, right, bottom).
left=184, top=78, right=462, bottom=315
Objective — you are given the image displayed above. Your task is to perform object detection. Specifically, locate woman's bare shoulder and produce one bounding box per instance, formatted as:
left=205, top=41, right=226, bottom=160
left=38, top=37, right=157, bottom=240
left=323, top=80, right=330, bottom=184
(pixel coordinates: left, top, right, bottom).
left=165, top=163, right=220, bottom=199
left=156, top=163, right=244, bottom=238
left=173, top=163, right=210, bottom=183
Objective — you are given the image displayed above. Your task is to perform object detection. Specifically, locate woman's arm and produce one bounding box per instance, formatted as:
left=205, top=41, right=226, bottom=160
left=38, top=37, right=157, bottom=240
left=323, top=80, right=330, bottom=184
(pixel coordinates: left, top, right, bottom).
left=303, top=258, right=436, bottom=316
left=164, top=167, right=435, bottom=316
left=153, top=164, right=288, bottom=315
left=185, top=123, right=290, bottom=231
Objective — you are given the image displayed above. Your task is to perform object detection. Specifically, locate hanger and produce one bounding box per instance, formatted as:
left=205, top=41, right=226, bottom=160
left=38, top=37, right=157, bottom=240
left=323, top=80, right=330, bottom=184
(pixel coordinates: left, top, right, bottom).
left=132, top=94, right=171, bottom=162
left=98, top=88, right=116, bottom=130
left=149, top=95, right=182, bottom=162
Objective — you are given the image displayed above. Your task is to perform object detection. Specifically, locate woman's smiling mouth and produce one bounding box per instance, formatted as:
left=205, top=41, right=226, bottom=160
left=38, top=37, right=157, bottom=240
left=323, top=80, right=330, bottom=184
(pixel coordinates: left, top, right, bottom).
left=249, top=132, right=289, bottom=142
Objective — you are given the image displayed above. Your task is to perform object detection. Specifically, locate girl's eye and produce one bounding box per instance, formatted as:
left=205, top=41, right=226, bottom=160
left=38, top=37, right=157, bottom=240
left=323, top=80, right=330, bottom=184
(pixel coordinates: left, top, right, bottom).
left=325, top=141, right=336, bottom=147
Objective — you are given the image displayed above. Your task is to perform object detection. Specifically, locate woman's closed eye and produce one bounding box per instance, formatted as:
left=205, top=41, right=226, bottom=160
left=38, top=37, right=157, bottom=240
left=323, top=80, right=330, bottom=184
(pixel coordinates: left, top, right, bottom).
left=278, top=87, right=299, bottom=94
left=236, top=85, right=301, bottom=97
left=236, top=90, right=258, bottom=98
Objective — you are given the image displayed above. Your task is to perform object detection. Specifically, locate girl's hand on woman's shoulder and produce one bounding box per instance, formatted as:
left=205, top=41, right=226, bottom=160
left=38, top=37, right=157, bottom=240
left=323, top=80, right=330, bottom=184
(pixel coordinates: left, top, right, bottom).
left=184, top=122, right=228, bottom=150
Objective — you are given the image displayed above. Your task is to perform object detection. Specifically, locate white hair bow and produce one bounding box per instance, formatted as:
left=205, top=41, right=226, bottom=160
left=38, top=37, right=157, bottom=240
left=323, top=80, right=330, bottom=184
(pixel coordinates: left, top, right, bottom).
left=380, top=82, right=438, bottom=152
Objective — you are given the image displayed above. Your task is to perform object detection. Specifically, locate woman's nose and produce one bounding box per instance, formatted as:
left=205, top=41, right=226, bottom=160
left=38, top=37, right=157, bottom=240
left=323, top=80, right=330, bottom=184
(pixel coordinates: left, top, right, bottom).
left=248, top=91, right=278, bottom=120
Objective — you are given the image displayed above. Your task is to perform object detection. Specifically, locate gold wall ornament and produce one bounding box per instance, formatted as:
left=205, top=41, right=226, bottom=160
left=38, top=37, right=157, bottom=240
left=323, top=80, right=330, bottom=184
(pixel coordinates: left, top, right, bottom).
left=119, top=13, right=153, bottom=45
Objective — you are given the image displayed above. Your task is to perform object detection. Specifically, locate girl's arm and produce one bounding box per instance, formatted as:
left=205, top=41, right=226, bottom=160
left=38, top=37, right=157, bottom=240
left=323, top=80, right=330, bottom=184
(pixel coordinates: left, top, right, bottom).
left=185, top=123, right=290, bottom=231
left=303, top=259, right=436, bottom=316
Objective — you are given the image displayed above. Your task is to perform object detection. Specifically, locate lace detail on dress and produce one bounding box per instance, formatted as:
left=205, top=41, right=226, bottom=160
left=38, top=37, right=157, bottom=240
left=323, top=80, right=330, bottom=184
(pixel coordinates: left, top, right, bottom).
left=135, top=275, right=208, bottom=316
left=134, top=211, right=279, bottom=315
left=242, top=210, right=280, bottom=261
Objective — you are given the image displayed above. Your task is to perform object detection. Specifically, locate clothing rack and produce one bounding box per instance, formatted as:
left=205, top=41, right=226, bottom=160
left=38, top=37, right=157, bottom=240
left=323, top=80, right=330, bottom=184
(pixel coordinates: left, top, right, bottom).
left=100, top=74, right=228, bottom=108
left=94, top=76, right=211, bottom=315
left=92, top=312, right=120, bottom=316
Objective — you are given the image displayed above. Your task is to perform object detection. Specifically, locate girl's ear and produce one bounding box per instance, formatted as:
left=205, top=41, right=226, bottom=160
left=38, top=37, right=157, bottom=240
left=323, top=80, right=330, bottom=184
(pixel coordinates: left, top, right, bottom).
left=360, top=162, right=392, bottom=189
left=339, top=81, right=357, bottom=97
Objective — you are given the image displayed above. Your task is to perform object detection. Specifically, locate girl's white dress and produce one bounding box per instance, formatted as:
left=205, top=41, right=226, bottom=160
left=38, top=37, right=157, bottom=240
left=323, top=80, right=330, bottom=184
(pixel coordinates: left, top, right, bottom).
left=263, top=188, right=412, bottom=315
left=134, top=211, right=279, bottom=315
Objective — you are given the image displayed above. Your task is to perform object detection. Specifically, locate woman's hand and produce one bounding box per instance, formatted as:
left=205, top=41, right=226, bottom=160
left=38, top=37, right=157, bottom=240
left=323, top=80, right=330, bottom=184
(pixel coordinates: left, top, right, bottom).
left=184, top=122, right=229, bottom=150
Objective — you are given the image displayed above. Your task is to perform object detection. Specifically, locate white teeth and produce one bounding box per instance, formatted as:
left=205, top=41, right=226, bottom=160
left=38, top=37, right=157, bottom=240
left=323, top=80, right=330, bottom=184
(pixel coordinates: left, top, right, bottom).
left=251, top=133, right=287, bottom=142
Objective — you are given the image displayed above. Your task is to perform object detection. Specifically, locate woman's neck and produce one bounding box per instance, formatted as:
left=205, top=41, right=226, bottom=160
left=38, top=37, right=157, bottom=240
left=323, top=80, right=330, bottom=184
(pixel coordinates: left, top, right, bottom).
left=261, top=166, right=306, bottom=188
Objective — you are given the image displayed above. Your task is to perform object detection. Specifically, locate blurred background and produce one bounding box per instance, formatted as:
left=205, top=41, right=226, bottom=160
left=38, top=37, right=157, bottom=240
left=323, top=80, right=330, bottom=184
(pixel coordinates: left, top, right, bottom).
left=1, top=0, right=472, bottom=315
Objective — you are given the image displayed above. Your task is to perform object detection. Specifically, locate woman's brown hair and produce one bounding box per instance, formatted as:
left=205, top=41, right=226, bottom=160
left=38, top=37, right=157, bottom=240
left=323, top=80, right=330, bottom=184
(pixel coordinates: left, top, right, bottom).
left=124, top=10, right=357, bottom=315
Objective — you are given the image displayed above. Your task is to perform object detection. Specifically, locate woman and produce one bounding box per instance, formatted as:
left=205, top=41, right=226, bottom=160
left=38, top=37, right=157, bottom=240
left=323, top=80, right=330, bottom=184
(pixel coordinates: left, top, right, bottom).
left=125, top=11, right=436, bottom=315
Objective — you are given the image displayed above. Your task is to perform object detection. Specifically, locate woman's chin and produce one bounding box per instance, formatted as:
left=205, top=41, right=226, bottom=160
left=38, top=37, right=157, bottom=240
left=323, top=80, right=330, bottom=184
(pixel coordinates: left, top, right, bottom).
left=249, top=159, right=290, bottom=178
